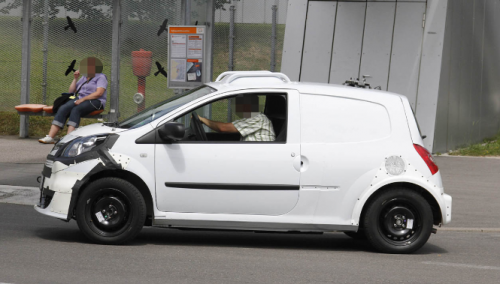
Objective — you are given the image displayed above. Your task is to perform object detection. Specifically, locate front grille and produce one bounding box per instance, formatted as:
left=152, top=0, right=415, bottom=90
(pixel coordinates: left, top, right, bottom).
left=39, top=188, right=55, bottom=209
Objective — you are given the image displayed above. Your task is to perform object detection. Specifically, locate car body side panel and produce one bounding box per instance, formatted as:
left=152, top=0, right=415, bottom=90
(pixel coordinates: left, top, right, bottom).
left=297, top=91, right=415, bottom=226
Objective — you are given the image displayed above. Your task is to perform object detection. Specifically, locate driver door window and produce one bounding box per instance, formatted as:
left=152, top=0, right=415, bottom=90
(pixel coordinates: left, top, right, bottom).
left=173, top=93, right=286, bottom=143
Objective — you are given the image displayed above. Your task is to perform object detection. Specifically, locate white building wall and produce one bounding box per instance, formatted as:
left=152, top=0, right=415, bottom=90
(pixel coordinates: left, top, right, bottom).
left=434, top=0, right=500, bottom=153
left=282, top=0, right=450, bottom=152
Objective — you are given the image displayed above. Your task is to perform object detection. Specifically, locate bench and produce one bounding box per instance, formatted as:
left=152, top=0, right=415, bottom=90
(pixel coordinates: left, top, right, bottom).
left=15, top=104, right=105, bottom=118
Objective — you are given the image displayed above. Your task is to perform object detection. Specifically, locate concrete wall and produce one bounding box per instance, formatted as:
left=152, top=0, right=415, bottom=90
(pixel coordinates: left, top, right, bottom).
left=434, top=0, right=500, bottom=153
left=281, top=0, right=449, bottom=151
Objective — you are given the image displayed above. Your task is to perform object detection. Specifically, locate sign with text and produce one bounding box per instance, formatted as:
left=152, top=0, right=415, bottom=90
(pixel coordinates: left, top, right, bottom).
left=168, top=26, right=206, bottom=89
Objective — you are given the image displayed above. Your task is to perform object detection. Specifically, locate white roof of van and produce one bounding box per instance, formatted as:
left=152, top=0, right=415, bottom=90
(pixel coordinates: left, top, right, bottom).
left=205, top=71, right=405, bottom=103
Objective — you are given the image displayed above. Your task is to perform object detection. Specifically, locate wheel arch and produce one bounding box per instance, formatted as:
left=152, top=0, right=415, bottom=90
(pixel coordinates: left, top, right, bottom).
left=74, top=169, right=154, bottom=225
left=355, top=182, right=442, bottom=227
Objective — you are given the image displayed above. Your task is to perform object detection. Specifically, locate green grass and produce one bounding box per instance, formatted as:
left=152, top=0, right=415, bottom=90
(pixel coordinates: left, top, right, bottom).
left=0, top=111, right=98, bottom=137
left=449, top=132, right=500, bottom=156
left=1, top=16, right=285, bottom=122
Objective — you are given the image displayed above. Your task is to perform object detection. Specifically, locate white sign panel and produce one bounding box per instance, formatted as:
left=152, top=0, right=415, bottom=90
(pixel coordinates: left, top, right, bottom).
left=168, top=26, right=206, bottom=89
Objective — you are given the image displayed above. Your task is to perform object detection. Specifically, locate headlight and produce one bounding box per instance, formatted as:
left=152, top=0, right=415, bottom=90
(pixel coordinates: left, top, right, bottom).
left=50, top=135, right=78, bottom=156
left=62, top=135, right=107, bottom=158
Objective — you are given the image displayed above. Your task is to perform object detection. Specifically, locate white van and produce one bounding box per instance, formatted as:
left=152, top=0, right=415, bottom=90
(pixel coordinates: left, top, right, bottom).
left=35, top=71, right=452, bottom=254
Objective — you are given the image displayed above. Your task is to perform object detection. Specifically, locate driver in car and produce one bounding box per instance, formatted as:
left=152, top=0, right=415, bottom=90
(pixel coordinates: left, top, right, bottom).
left=197, top=95, right=276, bottom=141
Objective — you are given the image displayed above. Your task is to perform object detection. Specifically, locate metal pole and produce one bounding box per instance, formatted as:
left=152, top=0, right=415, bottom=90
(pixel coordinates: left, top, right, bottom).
left=20, top=0, right=32, bottom=138
left=109, top=0, right=121, bottom=122
left=227, top=98, right=232, bottom=122
left=204, top=0, right=215, bottom=122
left=185, top=0, right=191, bottom=25
left=207, top=0, right=215, bottom=82
left=42, top=0, right=49, bottom=104
left=228, top=5, right=235, bottom=71
left=270, top=5, right=277, bottom=72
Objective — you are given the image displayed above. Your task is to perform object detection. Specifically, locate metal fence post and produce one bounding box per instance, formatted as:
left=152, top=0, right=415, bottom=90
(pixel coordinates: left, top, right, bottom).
left=270, top=5, right=277, bottom=72
left=185, top=0, right=191, bottom=25
left=204, top=0, right=214, bottom=122
left=227, top=98, right=233, bottom=122
left=42, top=0, right=49, bottom=104
left=20, top=0, right=32, bottom=138
left=226, top=5, right=235, bottom=122
left=109, top=0, right=122, bottom=122
left=228, top=5, right=235, bottom=71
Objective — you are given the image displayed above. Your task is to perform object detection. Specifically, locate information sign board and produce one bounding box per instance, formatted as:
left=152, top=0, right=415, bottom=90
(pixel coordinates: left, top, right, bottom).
left=168, top=26, right=206, bottom=89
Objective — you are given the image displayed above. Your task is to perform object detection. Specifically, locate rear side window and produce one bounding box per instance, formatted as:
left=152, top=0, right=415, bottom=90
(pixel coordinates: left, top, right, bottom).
left=300, top=94, right=391, bottom=143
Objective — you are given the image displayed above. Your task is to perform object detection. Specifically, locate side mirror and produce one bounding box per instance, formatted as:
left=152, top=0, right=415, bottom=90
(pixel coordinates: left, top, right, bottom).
left=158, top=122, right=185, bottom=142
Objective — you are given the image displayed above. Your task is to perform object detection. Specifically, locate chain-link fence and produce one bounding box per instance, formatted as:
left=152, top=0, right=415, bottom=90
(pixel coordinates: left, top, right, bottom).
left=0, top=0, right=288, bottom=127
left=29, top=0, right=113, bottom=111
left=118, top=0, right=183, bottom=119
left=211, top=0, right=287, bottom=122
left=0, top=0, right=23, bottom=111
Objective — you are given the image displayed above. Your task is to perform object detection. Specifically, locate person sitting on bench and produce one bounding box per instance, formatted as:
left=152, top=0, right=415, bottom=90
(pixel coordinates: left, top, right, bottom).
left=39, top=57, right=107, bottom=144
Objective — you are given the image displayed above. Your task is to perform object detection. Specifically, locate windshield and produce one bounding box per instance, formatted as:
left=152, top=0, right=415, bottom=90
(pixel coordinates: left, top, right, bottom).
left=118, top=85, right=216, bottom=129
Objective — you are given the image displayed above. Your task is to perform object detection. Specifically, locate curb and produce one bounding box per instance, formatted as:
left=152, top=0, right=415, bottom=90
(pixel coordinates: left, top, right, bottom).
left=437, top=227, right=500, bottom=233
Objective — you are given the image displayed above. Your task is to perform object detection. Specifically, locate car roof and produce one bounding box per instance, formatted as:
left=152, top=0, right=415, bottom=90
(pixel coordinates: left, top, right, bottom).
left=205, top=79, right=406, bottom=104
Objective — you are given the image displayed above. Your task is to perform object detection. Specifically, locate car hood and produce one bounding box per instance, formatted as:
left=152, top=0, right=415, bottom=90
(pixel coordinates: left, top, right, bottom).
left=65, top=123, right=128, bottom=139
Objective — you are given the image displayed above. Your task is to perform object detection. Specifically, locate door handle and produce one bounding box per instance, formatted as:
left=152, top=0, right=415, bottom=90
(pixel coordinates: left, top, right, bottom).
left=293, top=156, right=301, bottom=172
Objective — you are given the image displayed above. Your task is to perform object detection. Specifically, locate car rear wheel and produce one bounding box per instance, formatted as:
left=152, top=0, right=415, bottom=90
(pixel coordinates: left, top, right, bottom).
left=76, top=178, right=146, bottom=245
left=363, top=187, right=433, bottom=254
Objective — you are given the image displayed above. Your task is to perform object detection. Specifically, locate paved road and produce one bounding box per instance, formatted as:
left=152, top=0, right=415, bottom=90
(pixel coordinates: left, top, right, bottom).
left=1, top=143, right=500, bottom=283
left=1, top=203, right=499, bottom=284
left=0, top=136, right=51, bottom=187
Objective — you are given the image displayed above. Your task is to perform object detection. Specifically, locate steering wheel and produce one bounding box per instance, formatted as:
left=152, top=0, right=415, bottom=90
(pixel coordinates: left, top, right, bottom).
left=190, top=111, right=207, bottom=141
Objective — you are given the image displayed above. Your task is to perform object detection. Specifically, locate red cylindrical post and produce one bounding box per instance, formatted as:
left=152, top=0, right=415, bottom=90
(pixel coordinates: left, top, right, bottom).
left=137, top=76, right=146, bottom=111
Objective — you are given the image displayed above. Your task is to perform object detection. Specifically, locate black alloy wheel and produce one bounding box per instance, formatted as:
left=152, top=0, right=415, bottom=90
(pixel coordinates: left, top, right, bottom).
left=76, top=178, right=146, bottom=245
left=363, top=187, right=433, bottom=254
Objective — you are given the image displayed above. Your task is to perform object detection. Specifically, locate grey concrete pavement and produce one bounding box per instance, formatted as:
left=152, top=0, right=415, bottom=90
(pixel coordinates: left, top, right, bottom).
left=0, top=136, right=51, bottom=187
left=1, top=203, right=500, bottom=284
left=0, top=185, right=39, bottom=205
left=0, top=163, right=42, bottom=187
left=0, top=135, right=52, bottom=163
left=434, top=156, right=500, bottom=229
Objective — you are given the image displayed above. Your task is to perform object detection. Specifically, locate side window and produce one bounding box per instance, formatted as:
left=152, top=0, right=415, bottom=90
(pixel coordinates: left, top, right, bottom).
left=300, top=94, right=391, bottom=143
left=174, top=93, right=287, bottom=142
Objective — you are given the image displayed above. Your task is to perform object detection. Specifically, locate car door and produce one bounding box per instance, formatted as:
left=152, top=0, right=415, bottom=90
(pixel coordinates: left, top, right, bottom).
left=155, top=89, right=301, bottom=215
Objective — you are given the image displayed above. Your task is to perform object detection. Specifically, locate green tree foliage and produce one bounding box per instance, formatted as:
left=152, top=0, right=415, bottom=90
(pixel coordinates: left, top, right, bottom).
left=1, top=0, right=231, bottom=20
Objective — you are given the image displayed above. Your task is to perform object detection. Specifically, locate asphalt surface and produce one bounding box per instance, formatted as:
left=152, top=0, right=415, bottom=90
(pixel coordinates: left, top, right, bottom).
left=1, top=135, right=500, bottom=283
left=0, top=136, right=50, bottom=187
left=1, top=204, right=500, bottom=284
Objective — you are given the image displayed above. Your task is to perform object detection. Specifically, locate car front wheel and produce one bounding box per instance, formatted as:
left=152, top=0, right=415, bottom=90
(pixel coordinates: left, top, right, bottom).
left=363, top=187, right=433, bottom=254
left=76, top=177, right=146, bottom=245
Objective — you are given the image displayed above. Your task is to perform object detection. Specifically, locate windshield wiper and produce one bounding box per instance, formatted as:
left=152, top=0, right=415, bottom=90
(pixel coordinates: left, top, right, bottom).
left=103, top=121, right=120, bottom=127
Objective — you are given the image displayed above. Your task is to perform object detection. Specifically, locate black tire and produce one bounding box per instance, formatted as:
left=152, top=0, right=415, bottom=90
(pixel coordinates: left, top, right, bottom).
left=344, top=230, right=367, bottom=240
left=76, top=177, right=146, bottom=245
left=363, top=187, right=433, bottom=254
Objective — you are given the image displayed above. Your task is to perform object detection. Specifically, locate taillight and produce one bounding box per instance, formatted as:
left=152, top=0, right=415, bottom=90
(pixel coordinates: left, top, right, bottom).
left=413, top=144, right=439, bottom=175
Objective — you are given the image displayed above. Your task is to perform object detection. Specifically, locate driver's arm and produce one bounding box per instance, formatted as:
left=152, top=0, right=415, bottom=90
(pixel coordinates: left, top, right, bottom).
left=198, top=116, right=238, bottom=133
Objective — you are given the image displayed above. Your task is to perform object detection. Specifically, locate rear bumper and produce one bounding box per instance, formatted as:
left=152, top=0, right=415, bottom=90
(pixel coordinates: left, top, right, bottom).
left=442, top=193, right=452, bottom=225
